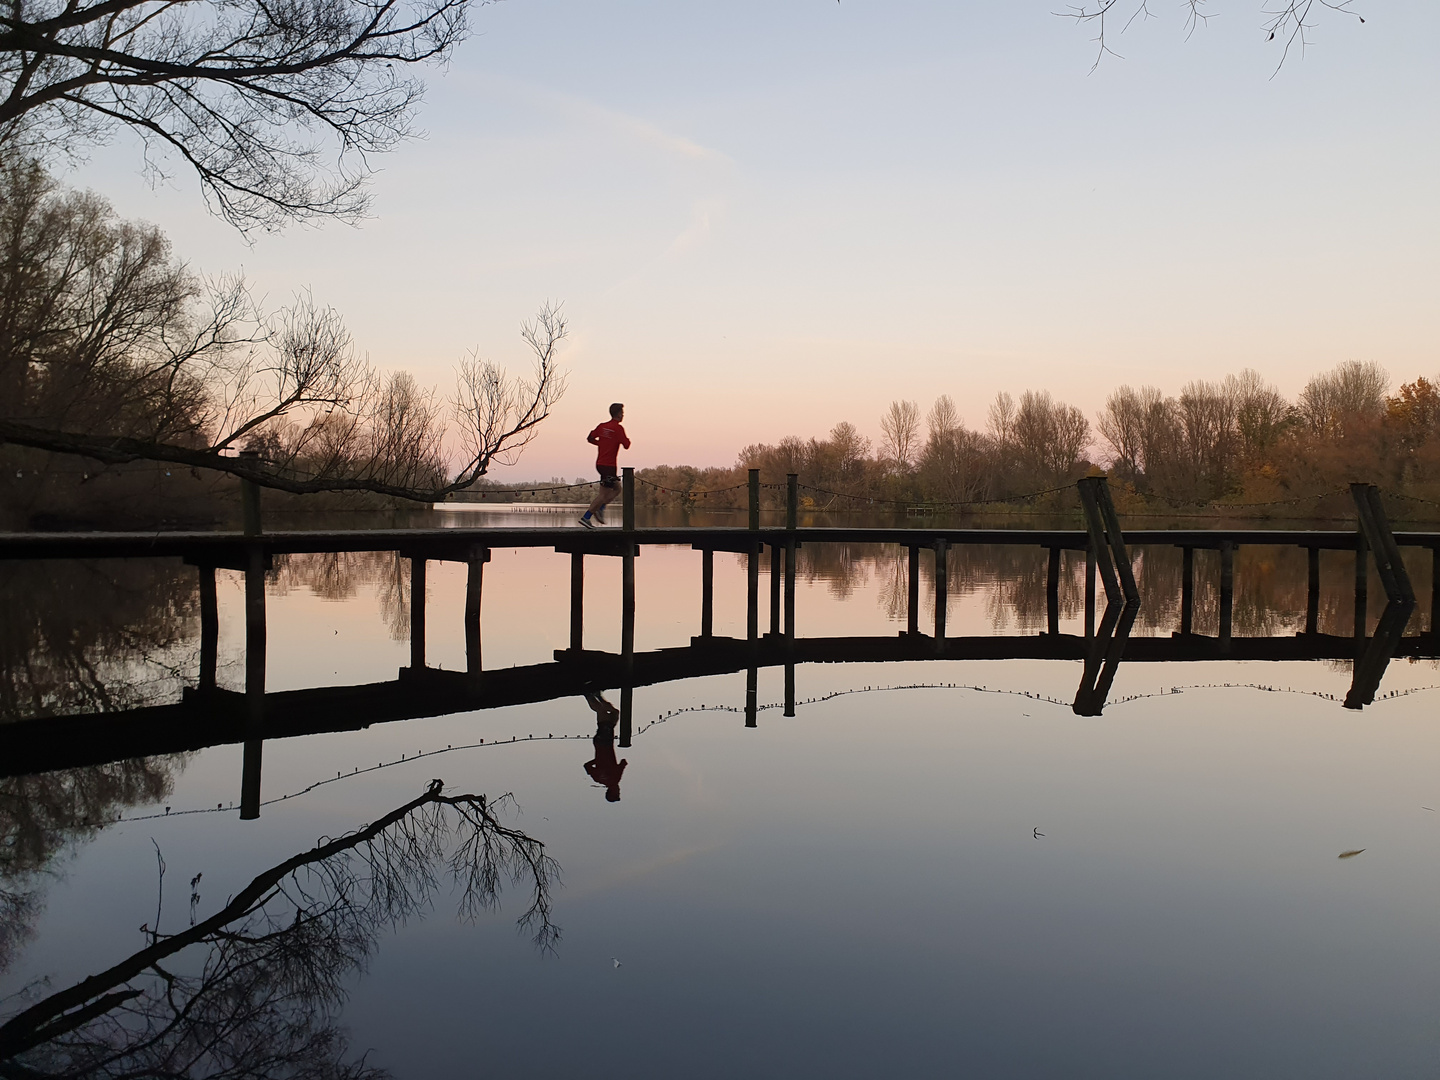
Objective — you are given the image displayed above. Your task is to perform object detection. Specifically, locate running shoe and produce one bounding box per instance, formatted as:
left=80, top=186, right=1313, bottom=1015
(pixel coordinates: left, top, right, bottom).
left=578, top=515, right=595, bottom=529
left=593, top=507, right=606, bottom=525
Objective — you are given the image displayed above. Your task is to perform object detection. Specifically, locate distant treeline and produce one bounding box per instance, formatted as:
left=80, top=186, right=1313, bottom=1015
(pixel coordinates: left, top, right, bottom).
left=628, top=363, right=1440, bottom=519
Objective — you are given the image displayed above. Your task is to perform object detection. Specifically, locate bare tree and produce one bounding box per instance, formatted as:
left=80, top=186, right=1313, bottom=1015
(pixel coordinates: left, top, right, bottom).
left=879, top=399, right=921, bottom=470
left=987, top=392, right=1016, bottom=452
left=0, top=163, right=569, bottom=504
left=926, top=395, right=960, bottom=443
left=1060, top=0, right=1366, bottom=72
left=0, top=0, right=486, bottom=231
left=1298, top=359, right=1388, bottom=439
left=0, top=780, right=559, bottom=1077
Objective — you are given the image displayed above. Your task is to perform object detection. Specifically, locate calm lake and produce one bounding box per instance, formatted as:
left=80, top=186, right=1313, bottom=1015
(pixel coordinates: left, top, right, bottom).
left=4, top=506, right=1440, bottom=1078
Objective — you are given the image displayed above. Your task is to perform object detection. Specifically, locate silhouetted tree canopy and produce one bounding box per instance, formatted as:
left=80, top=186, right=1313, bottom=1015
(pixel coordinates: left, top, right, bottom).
left=0, top=0, right=485, bottom=231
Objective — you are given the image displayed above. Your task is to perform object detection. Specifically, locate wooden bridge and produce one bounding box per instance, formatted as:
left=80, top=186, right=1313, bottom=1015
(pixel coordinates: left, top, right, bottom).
left=1, top=473, right=1431, bottom=815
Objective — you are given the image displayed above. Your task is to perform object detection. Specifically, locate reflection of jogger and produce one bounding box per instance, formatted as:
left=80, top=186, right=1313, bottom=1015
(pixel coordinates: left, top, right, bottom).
left=579, top=404, right=629, bottom=528
left=584, top=691, right=628, bottom=802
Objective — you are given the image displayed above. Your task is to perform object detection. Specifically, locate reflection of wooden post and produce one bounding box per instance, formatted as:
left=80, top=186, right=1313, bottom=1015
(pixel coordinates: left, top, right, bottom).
left=199, top=564, right=218, bottom=691
left=1085, top=546, right=1096, bottom=639
left=700, top=549, right=714, bottom=638
left=1219, top=541, right=1234, bottom=651
left=1046, top=546, right=1060, bottom=636
left=242, top=543, right=266, bottom=820
left=1355, top=531, right=1368, bottom=643
left=907, top=546, right=919, bottom=635
left=410, top=556, right=426, bottom=671
left=784, top=661, right=795, bottom=718
left=466, top=547, right=489, bottom=681
left=569, top=552, right=584, bottom=651
left=933, top=540, right=947, bottom=656
left=1306, top=547, right=1320, bottom=635
left=770, top=543, right=781, bottom=634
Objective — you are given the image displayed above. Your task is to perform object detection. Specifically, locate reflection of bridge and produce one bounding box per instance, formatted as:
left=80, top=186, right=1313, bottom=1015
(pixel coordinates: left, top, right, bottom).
left=0, top=622, right=1430, bottom=782
left=0, top=476, right=1431, bottom=814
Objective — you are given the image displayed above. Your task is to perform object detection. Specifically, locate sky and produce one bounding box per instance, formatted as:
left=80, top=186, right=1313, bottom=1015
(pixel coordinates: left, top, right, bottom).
left=73, top=0, right=1440, bottom=479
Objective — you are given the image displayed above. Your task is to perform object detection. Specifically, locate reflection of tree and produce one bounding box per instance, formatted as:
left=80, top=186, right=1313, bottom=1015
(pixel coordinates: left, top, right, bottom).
left=0, top=781, right=559, bottom=1078
left=0, top=561, right=198, bottom=723
left=0, top=759, right=184, bottom=975
left=268, top=552, right=413, bottom=640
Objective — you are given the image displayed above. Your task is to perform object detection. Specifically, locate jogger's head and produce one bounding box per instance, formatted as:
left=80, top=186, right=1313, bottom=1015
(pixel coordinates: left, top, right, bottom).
left=609, top=402, right=624, bottom=420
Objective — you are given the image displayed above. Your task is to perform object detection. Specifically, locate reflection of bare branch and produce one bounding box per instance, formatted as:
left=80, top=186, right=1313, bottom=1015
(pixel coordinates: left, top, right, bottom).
left=0, top=781, right=559, bottom=1077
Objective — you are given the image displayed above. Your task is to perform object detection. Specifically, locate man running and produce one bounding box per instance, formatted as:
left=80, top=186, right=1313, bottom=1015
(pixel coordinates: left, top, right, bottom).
left=579, top=403, right=630, bottom=528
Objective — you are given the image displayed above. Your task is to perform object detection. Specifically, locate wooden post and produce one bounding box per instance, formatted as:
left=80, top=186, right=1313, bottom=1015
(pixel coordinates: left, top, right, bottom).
left=747, top=543, right=759, bottom=645
left=748, top=469, right=760, bottom=532
left=1306, top=547, right=1320, bottom=635
left=786, top=474, right=798, bottom=531
left=410, top=556, right=426, bottom=671
left=239, top=449, right=262, bottom=537
left=620, top=539, right=635, bottom=748
left=1046, top=546, right=1061, bottom=636
left=1355, top=530, right=1369, bottom=642
left=1219, top=540, right=1234, bottom=650
left=1180, top=546, right=1194, bottom=636
left=784, top=539, right=797, bottom=643
left=1085, top=545, right=1096, bottom=639
left=198, top=564, right=218, bottom=691
left=933, top=539, right=947, bottom=656
left=466, top=547, right=488, bottom=681
left=769, top=542, right=781, bottom=635
left=241, top=542, right=266, bottom=820
left=700, top=548, right=714, bottom=638
left=622, top=467, right=635, bottom=532
left=907, top=546, right=920, bottom=635
left=569, top=552, right=584, bottom=652
left=1432, top=546, right=1440, bottom=635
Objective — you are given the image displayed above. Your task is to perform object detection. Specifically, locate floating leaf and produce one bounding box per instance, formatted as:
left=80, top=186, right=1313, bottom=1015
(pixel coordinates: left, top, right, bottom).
left=1338, top=849, right=1366, bottom=859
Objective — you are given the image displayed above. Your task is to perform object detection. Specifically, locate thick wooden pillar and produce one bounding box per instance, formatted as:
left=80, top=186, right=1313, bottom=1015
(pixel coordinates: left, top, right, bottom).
left=1046, top=546, right=1061, bottom=635
left=784, top=539, right=797, bottom=642
left=933, top=540, right=948, bottom=656
left=748, top=469, right=760, bottom=531
left=410, top=556, right=426, bottom=671
left=907, top=546, right=920, bottom=635
left=746, top=538, right=759, bottom=728
left=198, top=564, right=218, bottom=691
left=569, top=552, right=584, bottom=651
left=1180, top=546, right=1194, bottom=636
left=700, top=549, right=714, bottom=638
left=1219, top=541, right=1234, bottom=650
left=1306, top=547, right=1320, bottom=635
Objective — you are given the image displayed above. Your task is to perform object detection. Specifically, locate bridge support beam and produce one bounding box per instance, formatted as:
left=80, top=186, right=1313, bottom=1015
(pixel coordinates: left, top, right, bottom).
left=1180, top=546, right=1194, bottom=636
left=1219, top=541, right=1234, bottom=651
left=933, top=539, right=948, bottom=656
left=466, top=548, right=489, bottom=681
left=1306, top=547, right=1320, bottom=635
left=1046, top=546, right=1060, bottom=635
left=770, top=542, right=782, bottom=635
left=700, top=549, right=714, bottom=638
left=198, top=564, right=218, bottom=691
left=907, top=546, right=920, bottom=635
left=570, top=552, right=584, bottom=652
left=1085, top=546, right=1096, bottom=639
left=410, top=557, right=426, bottom=671
left=241, top=544, right=266, bottom=820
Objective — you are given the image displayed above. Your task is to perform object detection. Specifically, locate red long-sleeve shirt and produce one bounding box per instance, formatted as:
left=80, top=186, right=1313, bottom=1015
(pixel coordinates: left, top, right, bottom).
left=588, top=420, right=630, bottom=468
